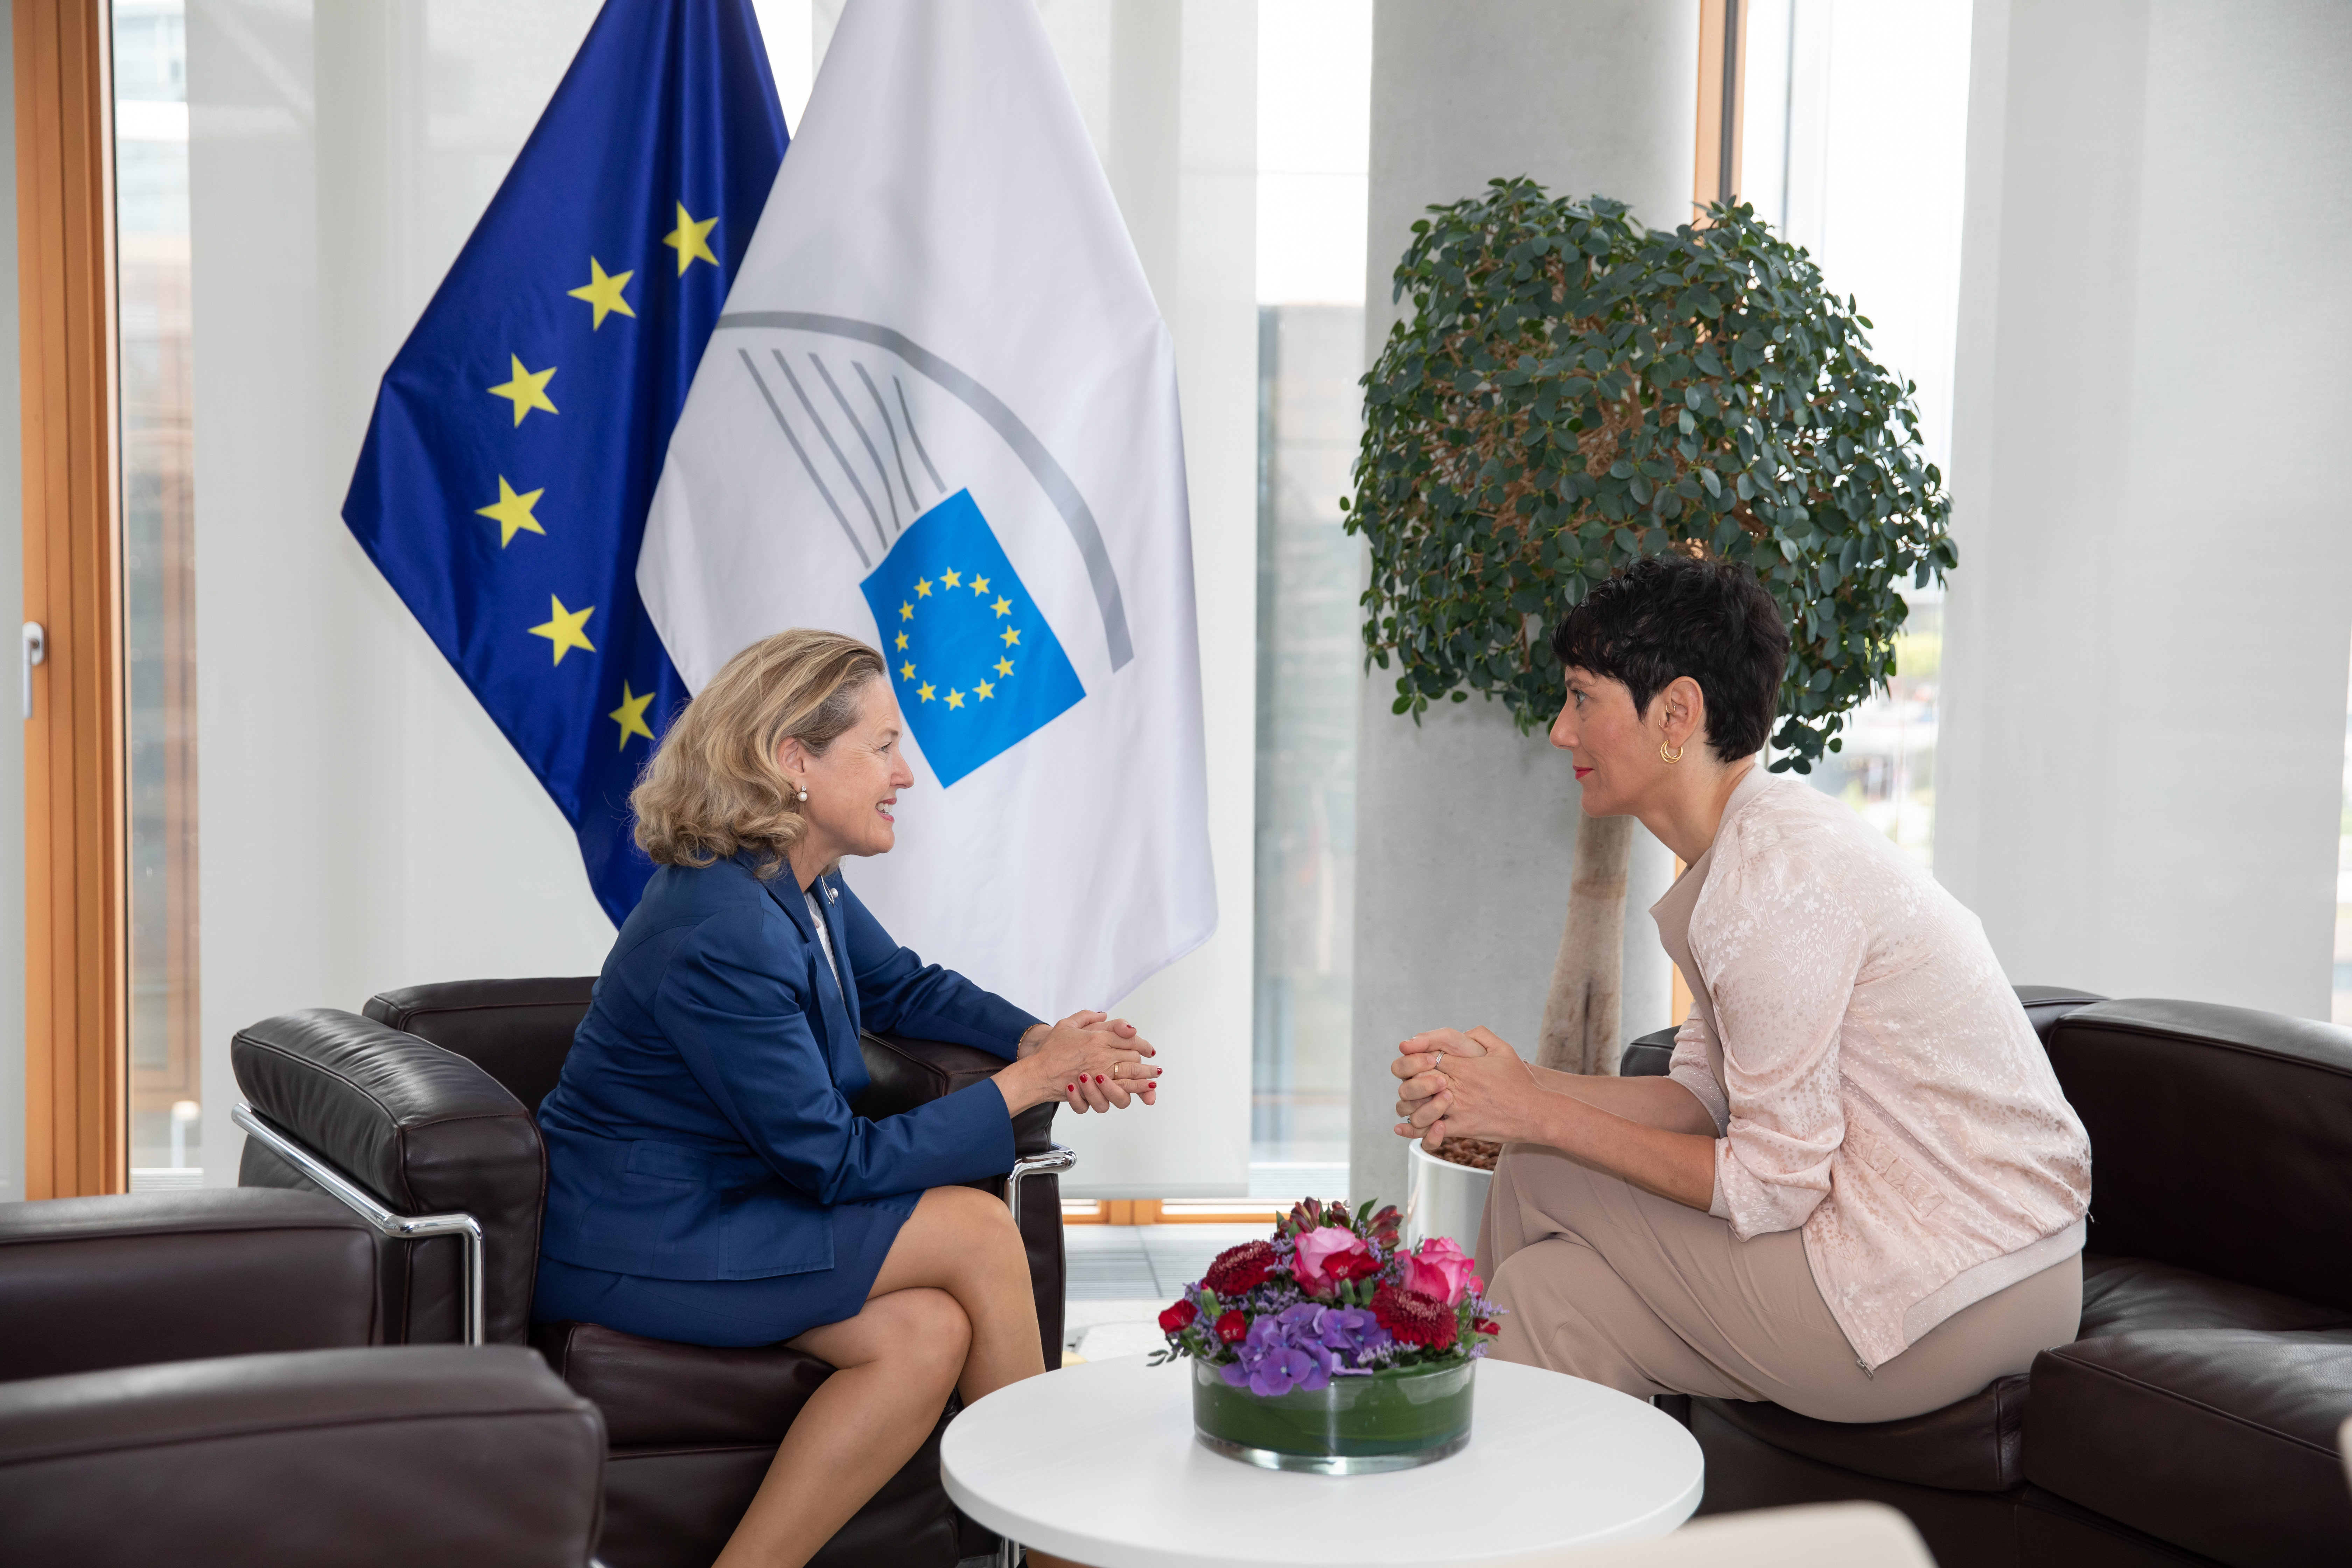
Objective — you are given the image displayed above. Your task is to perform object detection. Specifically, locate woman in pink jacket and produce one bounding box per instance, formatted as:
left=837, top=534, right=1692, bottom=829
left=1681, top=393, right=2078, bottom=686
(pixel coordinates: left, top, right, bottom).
left=1392, top=555, right=2090, bottom=1421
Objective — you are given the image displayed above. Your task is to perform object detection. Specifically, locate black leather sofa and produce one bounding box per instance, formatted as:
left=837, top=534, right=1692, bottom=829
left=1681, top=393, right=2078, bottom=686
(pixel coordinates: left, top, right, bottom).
left=1627, top=986, right=2352, bottom=1567
left=0, top=1187, right=605, bottom=1566
left=233, top=977, right=1070, bottom=1568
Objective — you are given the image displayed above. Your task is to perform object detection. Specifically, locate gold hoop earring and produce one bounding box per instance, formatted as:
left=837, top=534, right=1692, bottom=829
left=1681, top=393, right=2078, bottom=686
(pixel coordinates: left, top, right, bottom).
left=1659, top=741, right=1684, bottom=764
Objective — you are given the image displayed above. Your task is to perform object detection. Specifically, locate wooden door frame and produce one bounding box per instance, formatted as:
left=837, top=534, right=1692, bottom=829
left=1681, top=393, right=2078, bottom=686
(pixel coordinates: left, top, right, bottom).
left=1694, top=0, right=1751, bottom=216
left=18, top=0, right=124, bottom=1199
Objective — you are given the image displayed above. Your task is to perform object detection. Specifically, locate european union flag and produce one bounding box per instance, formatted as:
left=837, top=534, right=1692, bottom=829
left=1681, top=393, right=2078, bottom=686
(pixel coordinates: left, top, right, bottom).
left=860, top=490, right=1085, bottom=787
left=341, top=0, right=786, bottom=922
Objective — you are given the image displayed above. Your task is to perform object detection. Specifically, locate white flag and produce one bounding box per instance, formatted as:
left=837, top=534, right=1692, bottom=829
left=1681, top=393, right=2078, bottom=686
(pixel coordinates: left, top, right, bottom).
left=640, top=0, right=1214, bottom=1014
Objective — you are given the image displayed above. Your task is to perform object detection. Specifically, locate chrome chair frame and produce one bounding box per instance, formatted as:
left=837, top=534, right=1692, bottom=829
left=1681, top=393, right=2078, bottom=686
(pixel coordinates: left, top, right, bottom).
left=996, top=1144, right=1076, bottom=1568
left=231, top=1102, right=489, bottom=1347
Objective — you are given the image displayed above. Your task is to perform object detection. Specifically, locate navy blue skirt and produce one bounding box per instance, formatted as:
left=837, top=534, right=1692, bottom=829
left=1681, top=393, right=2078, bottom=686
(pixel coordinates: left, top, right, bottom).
left=532, top=1190, right=919, bottom=1348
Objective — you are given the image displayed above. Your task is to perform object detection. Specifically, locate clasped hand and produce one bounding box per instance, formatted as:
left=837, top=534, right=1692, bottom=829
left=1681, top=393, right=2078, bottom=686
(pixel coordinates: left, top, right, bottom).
left=1008, top=1010, right=1161, bottom=1114
left=1389, top=1025, right=1533, bottom=1152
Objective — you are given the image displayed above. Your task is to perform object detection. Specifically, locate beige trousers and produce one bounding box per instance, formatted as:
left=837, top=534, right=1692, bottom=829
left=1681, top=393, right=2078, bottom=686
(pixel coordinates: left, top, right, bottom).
left=1475, top=1143, right=2082, bottom=1423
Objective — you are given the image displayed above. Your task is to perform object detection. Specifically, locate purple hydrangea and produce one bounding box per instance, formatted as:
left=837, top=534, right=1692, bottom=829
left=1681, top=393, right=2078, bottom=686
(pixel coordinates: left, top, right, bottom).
left=1218, top=1303, right=1396, bottom=1396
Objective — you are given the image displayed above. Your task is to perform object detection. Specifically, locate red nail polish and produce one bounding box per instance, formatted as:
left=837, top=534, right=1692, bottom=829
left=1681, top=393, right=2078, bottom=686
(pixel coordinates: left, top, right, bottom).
left=1065, top=1084, right=1074, bottom=1092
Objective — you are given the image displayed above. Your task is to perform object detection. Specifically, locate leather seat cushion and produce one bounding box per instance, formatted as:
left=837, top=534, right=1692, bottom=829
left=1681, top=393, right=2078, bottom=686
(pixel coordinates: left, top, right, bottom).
left=2025, top=1329, right=2352, bottom=1568
left=532, top=1320, right=831, bottom=1447
left=1701, top=1249, right=2349, bottom=1496
left=1698, top=1373, right=2032, bottom=1493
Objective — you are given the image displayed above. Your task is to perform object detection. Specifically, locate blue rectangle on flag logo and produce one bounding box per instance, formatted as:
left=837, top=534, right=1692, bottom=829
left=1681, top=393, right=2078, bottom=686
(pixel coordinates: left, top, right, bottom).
left=860, top=490, right=1086, bottom=787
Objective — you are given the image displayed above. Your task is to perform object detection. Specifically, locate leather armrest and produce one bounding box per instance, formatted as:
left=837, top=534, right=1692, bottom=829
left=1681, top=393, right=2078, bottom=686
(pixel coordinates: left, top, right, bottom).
left=0, top=1190, right=378, bottom=1382
left=233, top=1009, right=545, bottom=1345
left=855, top=1030, right=1058, bottom=1155
left=0, top=1345, right=604, bottom=1568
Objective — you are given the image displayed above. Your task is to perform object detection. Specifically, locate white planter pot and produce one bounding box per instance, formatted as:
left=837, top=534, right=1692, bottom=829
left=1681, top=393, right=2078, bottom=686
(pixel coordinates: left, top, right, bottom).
left=1404, top=1141, right=1494, bottom=1256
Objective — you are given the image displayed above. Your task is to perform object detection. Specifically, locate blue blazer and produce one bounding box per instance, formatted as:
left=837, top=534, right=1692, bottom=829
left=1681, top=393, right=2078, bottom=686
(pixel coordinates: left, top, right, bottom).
left=536, top=854, right=1041, bottom=1282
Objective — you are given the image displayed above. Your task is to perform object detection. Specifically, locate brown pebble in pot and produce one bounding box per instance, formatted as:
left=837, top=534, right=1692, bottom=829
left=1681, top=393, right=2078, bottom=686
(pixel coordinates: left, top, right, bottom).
left=1433, top=1136, right=1504, bottom=1171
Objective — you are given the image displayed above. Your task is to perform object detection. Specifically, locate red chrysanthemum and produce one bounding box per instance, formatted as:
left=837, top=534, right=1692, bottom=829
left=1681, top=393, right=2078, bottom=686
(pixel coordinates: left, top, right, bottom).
left=1158, top=1298, right=1199, bottom=1334
left=1372, top=1283, right=1458, bottom=1350
left=1204, top=1240, right=1278, bottom=1296
left=1215, top=1310, right=1249, bottom=1344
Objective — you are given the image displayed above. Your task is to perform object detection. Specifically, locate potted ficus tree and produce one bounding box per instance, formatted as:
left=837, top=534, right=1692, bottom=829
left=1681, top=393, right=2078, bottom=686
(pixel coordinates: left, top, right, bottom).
left=1348, top=180, right=1953, bottom=1194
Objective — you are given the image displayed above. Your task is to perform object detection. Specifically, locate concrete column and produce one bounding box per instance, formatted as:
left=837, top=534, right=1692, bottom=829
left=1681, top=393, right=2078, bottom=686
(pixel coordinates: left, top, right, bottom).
left=1937, top=0, right=2352, bottom=1017
left=1350, top=1, right=1698, bottom=1208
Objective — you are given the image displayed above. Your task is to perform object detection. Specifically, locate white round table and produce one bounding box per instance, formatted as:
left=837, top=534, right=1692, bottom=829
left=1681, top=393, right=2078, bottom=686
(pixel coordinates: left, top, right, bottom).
left=941, top=1355, right=1703, bottom=1568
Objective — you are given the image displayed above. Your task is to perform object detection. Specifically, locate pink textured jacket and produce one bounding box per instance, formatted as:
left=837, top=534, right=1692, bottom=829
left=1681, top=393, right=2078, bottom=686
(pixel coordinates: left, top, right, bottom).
left=1653, top=769, right=2091, bottom=1370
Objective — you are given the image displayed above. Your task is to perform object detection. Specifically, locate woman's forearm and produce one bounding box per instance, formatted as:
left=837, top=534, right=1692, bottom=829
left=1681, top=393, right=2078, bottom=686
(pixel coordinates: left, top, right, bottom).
left=1525, top=1065, right=1719, bottom=1135
left=1517, top=1090, right=1717, bottom=1210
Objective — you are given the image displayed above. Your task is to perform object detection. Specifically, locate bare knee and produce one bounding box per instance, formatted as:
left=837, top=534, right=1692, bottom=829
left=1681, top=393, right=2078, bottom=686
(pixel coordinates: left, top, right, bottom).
left=921, top=1186, right=1027, bottom=1276
left=866, top=1287, right=972, bottom=1384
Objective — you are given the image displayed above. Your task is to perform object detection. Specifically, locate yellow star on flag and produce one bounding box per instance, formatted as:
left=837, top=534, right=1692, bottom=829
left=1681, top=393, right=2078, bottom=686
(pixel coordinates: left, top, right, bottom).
left=991, top=596, right=1013, bottom=617
left=914, top=578, right=933, bottom=598
left=663, top=202, right=719, bottom=274
left=1000, top=626, right=1021, bottom=647
left=608, top=682, right=656, bottom=748
left=566, top=257, right=636, bottom=329
left=899, top=602, right=914, bottom=621
left=917, top=682, right=936, bottom=702
left=940, top=568, right=962, bottom=589
left=995, top=657, right=1014, bottom=678
left=945, top=688, right=965, bottom=709
left=529, top=595, right=596, bottom=664
left=894, top=632, right=909, bottom=651
left=971, top=576, right=990, bottom=595
left=899, top=661, right=916, bottom=680
left=474, top=476, right=546, bottom=547
left=974, top=680, right=995, bottom=702
left=489, top=354, right=558, bottom=426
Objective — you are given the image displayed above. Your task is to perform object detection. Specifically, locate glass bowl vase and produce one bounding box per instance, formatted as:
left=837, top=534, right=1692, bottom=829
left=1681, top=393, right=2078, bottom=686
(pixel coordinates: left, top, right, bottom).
left=1191, top=1356, right=1475, bottom=1474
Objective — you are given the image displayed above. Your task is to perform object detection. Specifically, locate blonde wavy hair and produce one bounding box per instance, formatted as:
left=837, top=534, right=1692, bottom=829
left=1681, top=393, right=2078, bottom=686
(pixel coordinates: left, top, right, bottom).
left=631, top=628, right=886, bottom=879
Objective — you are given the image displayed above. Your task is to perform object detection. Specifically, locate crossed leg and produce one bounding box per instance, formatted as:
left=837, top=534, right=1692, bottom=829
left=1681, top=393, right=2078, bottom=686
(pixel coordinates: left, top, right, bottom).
left=712, top=1185, right=1066, bottom=1568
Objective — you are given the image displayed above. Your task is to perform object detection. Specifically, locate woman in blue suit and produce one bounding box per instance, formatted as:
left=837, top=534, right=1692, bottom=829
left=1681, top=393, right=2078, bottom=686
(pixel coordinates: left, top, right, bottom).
left=534, top=628, right=1157, bottom=1568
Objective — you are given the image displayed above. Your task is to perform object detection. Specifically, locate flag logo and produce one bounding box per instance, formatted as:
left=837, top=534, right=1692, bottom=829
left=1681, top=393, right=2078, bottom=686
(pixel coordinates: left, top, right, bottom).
left=860, top=489, right=1084, bottom=786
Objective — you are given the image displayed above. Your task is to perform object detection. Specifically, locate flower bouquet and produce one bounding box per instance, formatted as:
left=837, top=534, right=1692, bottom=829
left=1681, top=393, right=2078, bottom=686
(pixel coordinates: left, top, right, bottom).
left=1150, top=1198, right=1502, bottom=1473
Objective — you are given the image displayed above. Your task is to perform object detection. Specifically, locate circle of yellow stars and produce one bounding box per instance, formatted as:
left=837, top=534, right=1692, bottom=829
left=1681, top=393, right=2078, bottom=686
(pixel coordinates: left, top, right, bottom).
left=477, top=199, right=725, bottom=750
left=894, top=567, right=1020, bottom=711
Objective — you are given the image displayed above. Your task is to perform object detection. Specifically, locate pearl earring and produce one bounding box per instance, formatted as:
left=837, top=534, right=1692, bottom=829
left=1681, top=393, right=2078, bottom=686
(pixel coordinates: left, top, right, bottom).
left=796, top=785, right=808, bottom=802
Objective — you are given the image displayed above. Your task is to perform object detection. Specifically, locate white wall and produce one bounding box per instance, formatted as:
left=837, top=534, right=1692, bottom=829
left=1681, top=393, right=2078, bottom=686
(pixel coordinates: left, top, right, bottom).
left=1937, top=0, right=2352, bottom=1016
left=0, top=2, right=23, bottom=1202
left=1349, top=0, right=1695, bottom=1210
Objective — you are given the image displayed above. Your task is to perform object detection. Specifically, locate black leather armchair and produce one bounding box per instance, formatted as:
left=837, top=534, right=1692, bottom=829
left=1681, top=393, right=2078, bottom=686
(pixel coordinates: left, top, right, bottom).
left=0, top=1189, right=605, bottom=1567
left=233, top=977, right=1072, bottom=1568
left=1628, top=987, right=2352, bottom=1568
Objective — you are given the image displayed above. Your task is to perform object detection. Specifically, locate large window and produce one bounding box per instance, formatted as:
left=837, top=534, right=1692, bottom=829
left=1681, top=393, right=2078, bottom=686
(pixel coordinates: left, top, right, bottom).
left=117, top=0, right=202, bottom=1188
left=1250, top=1, right=1370, bottom=1200
left=1744, top=0, right=1970, bottom=866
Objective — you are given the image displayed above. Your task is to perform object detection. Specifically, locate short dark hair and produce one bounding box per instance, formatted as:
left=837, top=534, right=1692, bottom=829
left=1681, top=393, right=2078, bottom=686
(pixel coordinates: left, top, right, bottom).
left=1549, top=555, right=1788, bottom=762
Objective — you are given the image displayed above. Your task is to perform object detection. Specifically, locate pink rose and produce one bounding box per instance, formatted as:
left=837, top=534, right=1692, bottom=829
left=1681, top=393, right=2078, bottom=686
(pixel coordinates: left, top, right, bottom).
left=1290, top=1225, right=1377, bottom=1296
left=1403, top=1237, right=1483, bottom=1306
